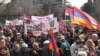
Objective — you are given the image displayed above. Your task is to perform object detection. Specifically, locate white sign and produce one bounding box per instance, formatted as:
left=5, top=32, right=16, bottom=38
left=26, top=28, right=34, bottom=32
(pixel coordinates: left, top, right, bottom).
left=24, top=17, right=59, bottom=36
left=31, top=14, right=54, bottom=22
left=12, top=19, right=24, bottom=25
left=5, top=20, right=13, bottom=26
left=24, top=22, right=43, bottom=36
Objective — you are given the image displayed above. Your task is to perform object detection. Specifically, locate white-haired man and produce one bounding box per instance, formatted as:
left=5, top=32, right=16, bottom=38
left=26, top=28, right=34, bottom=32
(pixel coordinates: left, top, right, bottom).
left=42, top=40, right=52, bottom=56
left=91, top=33, right=98, bottom=46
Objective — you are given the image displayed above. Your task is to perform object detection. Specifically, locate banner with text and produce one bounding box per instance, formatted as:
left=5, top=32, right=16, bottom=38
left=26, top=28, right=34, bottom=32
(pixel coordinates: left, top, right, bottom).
left=24, top=17, right=59, bottom=36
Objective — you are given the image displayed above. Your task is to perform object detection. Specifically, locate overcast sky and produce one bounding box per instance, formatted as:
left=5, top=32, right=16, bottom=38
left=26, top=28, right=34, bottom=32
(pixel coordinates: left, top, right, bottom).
left=0, top=0, right=11, bottom=4
left=68, top=0, right=88, bottom=8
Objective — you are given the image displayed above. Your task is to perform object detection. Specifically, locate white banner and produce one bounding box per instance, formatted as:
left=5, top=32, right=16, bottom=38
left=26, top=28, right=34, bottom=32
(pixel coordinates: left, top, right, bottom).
left=42, top=17, right=59, bottom=33
left=31, top=14, right=54, bottom=22
left=12, top=19, right=24, bottom=25
left=24, top=17, right=59, bottom=36
left=24, top=22, right=43, bottom=36
left=5, top=19, right=24, bottom=26
left=12, top=19, right=19, bottom=25
left=16, top=20, right=24, bottom=25
left=5, top=20, right=13, bottom=26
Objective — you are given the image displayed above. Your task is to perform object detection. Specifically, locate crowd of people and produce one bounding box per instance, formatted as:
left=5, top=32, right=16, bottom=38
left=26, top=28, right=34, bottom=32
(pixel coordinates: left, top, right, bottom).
left=0, top=24, right=100, bottom=56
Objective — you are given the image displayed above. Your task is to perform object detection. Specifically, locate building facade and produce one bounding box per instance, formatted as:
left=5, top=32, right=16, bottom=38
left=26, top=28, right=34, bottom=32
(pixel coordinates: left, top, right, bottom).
left=91, top=0, right=100, bottom=22
left=94, top=0, right=100, bottom=22
left=10, top=0, right=63, bottom=16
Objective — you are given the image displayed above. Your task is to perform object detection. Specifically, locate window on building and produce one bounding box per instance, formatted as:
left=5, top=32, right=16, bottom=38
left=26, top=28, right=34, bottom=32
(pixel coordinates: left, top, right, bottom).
left=95, top=14, right=99, bottom=18
left=40, top=0, right=43, bottom=1
left=33, top=0, right=43, bottom=3
left=56, top=0, right=62, bottom=2
left=39, top=0, right=43, bottom=3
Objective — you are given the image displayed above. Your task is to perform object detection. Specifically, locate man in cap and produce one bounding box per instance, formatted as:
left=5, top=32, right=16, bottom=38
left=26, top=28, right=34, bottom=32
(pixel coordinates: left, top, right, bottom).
left=21, top=43, right=30, bottom=56
left=42, top=40, right=52, bottom=56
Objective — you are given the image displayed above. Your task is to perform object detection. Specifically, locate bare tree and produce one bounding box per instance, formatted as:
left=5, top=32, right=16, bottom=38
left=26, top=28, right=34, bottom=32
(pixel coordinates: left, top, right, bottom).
left=0, top=0, right=6, bottom=6
left=2, top=0, right=22, bottom=15
left=0, top=0, right=6, bottom=12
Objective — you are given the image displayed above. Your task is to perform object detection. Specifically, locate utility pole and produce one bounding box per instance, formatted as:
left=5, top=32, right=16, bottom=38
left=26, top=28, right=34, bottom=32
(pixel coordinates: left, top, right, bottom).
left=48, top=2, right=51, bottom=14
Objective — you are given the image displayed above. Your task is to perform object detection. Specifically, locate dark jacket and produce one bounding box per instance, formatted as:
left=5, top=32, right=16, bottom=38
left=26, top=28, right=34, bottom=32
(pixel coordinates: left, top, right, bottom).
left=42, top=47, right=52, bottom=56
left=22, top=48, right=30, bottom=56
left=29, top=50, right=42, bottom=56
left=10, top=49, right=22, bottom=56
left=29, top=48, right=42, bottom=56
left=96, top=46, right=100, bottom=56
left=6, top=42, right=13, bottom=50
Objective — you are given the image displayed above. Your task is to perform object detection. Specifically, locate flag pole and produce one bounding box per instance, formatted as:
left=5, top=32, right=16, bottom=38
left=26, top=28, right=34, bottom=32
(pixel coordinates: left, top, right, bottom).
left=63, top=0, right=75, bottom=38
left=64, top=0, right=67, bottom=21
left=72, top=7, right=75, bottom=38
left=52, top=49, right=53, bottom=56
left=62, top=0, right=66, bottom=20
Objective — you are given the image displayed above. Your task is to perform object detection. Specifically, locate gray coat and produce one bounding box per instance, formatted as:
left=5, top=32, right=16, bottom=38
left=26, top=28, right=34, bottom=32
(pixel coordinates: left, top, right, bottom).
left=70, top=42, right=78, bottom=56
left=42, top=47, right=52, bottom=56
left=95, top=46, right=100, bottom=56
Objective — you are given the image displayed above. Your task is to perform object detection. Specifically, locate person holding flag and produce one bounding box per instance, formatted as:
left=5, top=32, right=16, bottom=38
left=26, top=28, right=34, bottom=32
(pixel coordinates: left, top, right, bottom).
left=49, top=29, right=61, bottom=56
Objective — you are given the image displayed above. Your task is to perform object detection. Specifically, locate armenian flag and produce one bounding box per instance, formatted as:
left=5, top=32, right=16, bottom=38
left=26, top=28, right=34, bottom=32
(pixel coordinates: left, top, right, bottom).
left=82, top=11, right=100, bottom=29
left=49, top=29, right=60, bottom=56
left=65, top=8, right=69, bottom=16
left=67, top=6, right=100, bottom=29
left=23, top=13, right=31, bottom=21
left=59, top=18, right=66, bottom=32
left=64, top=6, right=72, bottom=16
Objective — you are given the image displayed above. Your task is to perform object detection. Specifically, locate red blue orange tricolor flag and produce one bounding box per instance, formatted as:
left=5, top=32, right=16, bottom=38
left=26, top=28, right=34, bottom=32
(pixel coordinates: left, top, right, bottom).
left=59, top=18, right=66, bottom=32
left=65, top=7, right=69, bottom=16
left=65, top=6, right=100, bottom=30
left=49, top=29, right=60, bottom=56
left=23, top=13, right=31, bottom=21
